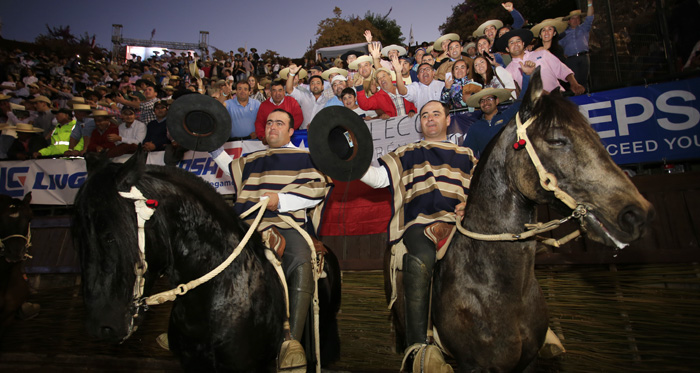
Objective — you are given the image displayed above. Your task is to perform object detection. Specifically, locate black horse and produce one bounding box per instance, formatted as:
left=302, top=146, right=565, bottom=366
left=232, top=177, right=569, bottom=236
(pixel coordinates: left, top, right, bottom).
left=386, top=72, right=654, bottom=371
left=0, top=193, right=33, bottom=332
left=73, top=150, right=340, bottom=371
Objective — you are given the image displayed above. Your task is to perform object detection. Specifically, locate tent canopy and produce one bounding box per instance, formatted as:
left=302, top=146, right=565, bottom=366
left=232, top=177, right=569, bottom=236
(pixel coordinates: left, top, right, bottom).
left=316, top=42, right=368, bottom=61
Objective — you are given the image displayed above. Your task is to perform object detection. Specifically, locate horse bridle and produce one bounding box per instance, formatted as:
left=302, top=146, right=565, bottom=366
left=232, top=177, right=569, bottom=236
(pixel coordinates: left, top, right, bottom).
left=455, top=113, right=628, bottom=250
left=0, top=226, right=33, bottom=262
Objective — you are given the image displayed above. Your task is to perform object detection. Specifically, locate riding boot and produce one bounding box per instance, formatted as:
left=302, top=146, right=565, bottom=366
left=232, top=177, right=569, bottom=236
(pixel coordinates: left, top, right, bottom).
left=288, top=262, right=314, bottom=341
left=403, top=253, right=431, bottom=346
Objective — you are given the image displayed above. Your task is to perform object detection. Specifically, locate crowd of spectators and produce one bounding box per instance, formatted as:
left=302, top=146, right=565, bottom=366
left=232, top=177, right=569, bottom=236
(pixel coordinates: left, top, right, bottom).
left=1, top=1, right=606, bottom=162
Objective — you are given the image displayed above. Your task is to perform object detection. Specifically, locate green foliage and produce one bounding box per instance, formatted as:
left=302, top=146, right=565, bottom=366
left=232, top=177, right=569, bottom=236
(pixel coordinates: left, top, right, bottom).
left=364, top=10, right=405, bottom=45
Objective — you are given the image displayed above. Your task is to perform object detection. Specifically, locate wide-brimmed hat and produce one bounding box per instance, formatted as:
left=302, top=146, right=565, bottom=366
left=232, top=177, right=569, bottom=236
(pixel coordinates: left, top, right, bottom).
left=348, top=55, right=373, bottom=70
left=563, top=10, right=583, bottom=21
left=279, top=67, right=308, bottom=81
left=307, top=106, right=373, bottom=181
left=433, top=33, right=460, bottom=52
left=531, top=17, right=568, bottom=36
left=472, top=20, right=504, bottom=37
left=89, top=110, right=115, bottom=118
left=31, top=95, right=52, bottom=105
left=167, top=94, right=231, bottom=152
left=8, top=123, right=44, bottom=133
left=493, top=28, right=534, bottom=53
left=0, top=94, right=10, bottom=101
left=27, top=83, right=40, bottom=89
left=321, top=67, right=349, bottom=81
left=381, top=44, right=407, bottom=57
left=10, top=103, right=26, bottom=111
left=163, top=85, right=175, bottom=91
left=71, top=103, right=92, bottom=112
left=340, top=50, right=363, bottom=63
left=465, top=88, right=512, bottom=107
left=71, top=97, right=86, bottom=104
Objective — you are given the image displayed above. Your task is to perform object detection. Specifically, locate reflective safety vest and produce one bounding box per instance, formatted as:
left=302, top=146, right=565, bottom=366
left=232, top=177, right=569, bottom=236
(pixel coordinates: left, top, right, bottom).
left=38, top=120, right=84, bottom=156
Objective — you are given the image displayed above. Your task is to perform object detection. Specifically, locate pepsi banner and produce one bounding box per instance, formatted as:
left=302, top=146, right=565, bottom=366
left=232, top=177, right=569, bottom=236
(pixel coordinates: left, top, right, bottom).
left=570, top=78, right=700, bottom=164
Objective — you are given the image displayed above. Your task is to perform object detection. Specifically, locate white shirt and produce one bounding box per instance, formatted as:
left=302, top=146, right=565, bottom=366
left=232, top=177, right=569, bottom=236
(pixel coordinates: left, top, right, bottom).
left=289, top=86, right=330, bottom=129
left=402, top=79, right=445, bottom=112
left=117, top=120, right=147, bottom=145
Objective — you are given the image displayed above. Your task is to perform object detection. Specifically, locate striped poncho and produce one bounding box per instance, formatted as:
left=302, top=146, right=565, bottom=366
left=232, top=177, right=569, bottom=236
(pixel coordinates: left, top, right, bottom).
left=379, top=141, right=477, bottom=245
left=230, top=147, right=332, bottom=234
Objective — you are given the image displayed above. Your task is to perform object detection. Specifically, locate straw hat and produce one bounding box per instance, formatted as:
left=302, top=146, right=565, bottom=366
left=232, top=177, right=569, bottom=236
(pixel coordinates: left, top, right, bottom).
left=71, top=103, right=93, bottom=112
left=531, top=17, right=568, bottom=36
left=563, top=10, right=583, bottom=21
left=433, top=33, right=460, bottom=52
left=9, top=123, right=44, bottom=133
left=90, top=110, right=115, bottom=118
left=348, top=55, right=373, bottom=70
left=381, top=44, right=407, bottom=57
left=472, top=20, right=504, bottom=37
left=279, top=67, right=308, bottom=81
left=71, top=97, right=86, bottom=104
left=321, top=67, right=349, bottom=81
left=0, top=94, right=10, bottom=101
left=465, top=88, right=512, bottom=108
left=10, top=103, right=26, bottom=111
left=31, top=95, right=52, bottom=105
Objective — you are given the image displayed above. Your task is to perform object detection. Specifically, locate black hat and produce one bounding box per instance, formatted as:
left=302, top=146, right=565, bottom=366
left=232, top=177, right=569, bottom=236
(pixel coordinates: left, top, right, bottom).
left=492, top=28, right=534, bottom=54
left=340, top=50, right=363, bottom=63
left=167, top=94, right=231, bottom=152
left=307, top=106, right=373, bottom=181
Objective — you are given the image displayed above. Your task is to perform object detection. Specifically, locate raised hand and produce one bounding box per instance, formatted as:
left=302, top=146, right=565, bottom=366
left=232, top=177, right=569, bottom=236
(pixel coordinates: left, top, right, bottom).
left=364, top=30, right=373, bottom=43
left=502, top=2, right=514, bottom=12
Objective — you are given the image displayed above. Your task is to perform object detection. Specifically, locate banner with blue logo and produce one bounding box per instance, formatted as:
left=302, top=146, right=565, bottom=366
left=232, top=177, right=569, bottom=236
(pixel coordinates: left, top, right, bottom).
left=570, top=78, right=700, bottom=164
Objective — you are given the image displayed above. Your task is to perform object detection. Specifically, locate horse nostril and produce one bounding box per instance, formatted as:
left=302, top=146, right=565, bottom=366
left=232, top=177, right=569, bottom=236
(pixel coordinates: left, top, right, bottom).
left=618, top=204, right=649, bottom=237
left=100, top=326, right=115, bottom=339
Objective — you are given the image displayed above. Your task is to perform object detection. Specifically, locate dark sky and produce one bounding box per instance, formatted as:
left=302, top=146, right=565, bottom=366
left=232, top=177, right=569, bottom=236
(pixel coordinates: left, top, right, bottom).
left=0, top=0, right=458, bottom=58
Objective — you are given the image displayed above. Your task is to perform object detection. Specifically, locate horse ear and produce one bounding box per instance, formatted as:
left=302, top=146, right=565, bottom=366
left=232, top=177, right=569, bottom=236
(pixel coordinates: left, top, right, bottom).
left=518, top=67, right=545, bottom=120
left=23, top=192, right=32, bottom=205
left=84, top=152, right=111, bottom=176
left=115, top=146, right=148, bottom=190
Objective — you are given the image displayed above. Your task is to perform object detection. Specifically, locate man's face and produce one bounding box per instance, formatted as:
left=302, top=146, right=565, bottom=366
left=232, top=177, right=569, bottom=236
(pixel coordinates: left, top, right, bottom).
left=236, top=82, right=250, bottom=101
left=419, top=101, right=450, bottom=141
left=144, top=86, right=157, bottom=100
left=310, top=69, right=322, bottom=77
left=154, top=105, right=168, bottom=119
left=121, top=112, right=135, bottom=124
left=568, top=16, right=581, bottom=28
left=466, top=46, right=477, bottom=56
left=485, top=25, right=497, bottom=41
left=346, top=54, right=357, bottom=65
left=270, top=85, right=285, bottom=103
left=309, top=78, right=324, bottom=95
left=414, top=50, right=425, bottom=64
left=447, top=41, right=462, bottom=60
left=417, top=65, right=435, bottom=85
left=388, top=49, right=399, bottom=60
left=342, top=93, right=356, bottom=109
left=95, top=116, right=111, bottom=132
left=74, top=110, right=89, bottom=121
left=400, top=60, right=411, bottom=76
left=540, top=26, right=556, bottom=43
left=55, top=112, right=71, bottom=124
left=265, top=111, right=293, bottom=148
left=498, top=27, right=511, bottom=38
left=332, top=80, right=345, bottom=97
left=422, top=55, right=435, bottom=65
left=479, top=95, right=499, bottom=116
left=376, top=71, right=392, bottom=91
left=35, top=101, right=50, bottom=112
left=506, top=36, right=525, bottom=57
left=29, top=86, right=39, bottom=95
left=358, top=61, right=372, bottom=78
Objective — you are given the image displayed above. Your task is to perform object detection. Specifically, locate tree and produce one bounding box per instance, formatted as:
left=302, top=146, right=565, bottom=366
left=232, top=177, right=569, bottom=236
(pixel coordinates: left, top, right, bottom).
left=306, top=7, right=381, bottom=60
left=364, top=10, right=405, bottom=45
left=35, top=24, right=102, bottom=58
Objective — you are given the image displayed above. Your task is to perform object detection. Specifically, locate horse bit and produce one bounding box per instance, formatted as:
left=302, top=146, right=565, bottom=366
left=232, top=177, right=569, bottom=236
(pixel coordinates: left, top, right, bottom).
left=0, top=226, right=33, bottom=262
left=456, top=113, right=628, bottom=250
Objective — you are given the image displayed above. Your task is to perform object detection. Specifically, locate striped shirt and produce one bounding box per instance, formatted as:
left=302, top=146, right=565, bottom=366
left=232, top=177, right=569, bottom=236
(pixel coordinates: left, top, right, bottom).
left=379, top=141, right=476, bottom=244
left=230, top=147, right=332, bottom=233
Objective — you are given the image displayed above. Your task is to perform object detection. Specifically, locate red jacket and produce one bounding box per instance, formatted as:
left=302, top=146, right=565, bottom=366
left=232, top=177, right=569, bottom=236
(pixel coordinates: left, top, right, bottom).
left=87, top=124, right=119, bottom=153
left=254, top=97, right=304, bottom=140
left=356, top=87, right=417, bottom=117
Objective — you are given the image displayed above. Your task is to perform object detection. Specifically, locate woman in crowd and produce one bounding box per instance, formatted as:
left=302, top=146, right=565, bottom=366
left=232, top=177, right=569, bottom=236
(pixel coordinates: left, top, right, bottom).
left=441, top=59, right=481, bottom=110
left=472, top=55, right=518, bottom=99
left=247, top=75, right=266, bottom=102
left=531, top=18, right=567, bottom=63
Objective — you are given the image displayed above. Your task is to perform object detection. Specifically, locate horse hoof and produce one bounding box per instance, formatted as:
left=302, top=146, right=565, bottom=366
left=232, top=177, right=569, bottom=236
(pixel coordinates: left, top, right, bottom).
left=17, top=302, right=40, bottom=320
left=156, top=333, right=170, bottom=351
left=278, top=339, right=306, bottom=371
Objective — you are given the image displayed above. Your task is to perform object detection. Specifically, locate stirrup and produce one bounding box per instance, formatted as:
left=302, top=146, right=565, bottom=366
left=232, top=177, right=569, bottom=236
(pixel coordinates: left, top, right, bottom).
left=156, top=333, right=169, bottom=351
left=278, top=339, right=306, bottom=372
left=539, top=328, right=566, bottom=358
left=401, top=344, right=453, bottom=373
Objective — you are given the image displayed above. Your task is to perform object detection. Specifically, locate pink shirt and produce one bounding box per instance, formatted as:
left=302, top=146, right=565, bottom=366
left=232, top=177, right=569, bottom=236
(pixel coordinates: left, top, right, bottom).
left=506, top=50, right=574, bottom=93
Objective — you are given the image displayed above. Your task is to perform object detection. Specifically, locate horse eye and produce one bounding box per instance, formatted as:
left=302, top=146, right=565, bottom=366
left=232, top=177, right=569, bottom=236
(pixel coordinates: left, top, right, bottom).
left=546, top=138, right=568, bottom=148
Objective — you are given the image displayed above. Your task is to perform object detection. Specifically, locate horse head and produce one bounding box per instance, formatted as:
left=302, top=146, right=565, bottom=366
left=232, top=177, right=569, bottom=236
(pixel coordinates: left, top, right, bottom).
left=0, top=193, right=33, bottom=263
left=74, top=149, right=160, bottom=343
left=507, top=70, right=654, bottom=247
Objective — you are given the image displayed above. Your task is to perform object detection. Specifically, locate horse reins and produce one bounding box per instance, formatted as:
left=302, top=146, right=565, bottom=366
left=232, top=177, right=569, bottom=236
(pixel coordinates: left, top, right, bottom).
left=0, top=226, right=33, bottom=261
left=454, top=113, right=628, bottom=249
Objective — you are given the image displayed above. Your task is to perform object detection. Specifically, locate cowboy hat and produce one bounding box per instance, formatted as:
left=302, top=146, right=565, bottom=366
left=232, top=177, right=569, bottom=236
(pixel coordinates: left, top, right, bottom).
left=307, top=106, right=373, bottom=181
left=340, top=50, right=363, bottom=63
left=167, top=94, right=231, bottom=152
left=71, top=103, right=93, bottom=112
left=279, top=67, right=308, bottom=81
left=7, top=123, right=44, bottom=133
left=0, top=94, right=11, bottom=101
left=531, top=17, right=568, bottom=36
left=493, top=28, right=534, bottom=53
left=71, top=97, right=86, bottom=104
left=563, top=10, right=583, bottom=21
left=465, top=88, right=512, bottom=108
left=381, top=44, right=407, bottom=57
left=348, top=55, right=373, bottom=70
left=472, top=20, right=504, bottom=37
left=89, top=110, right=115, bottom=118
left=321, top=67, right=349, bottom=81
left=31, top=95, right=52, bottom=105
left=433, top=33, right=460, bottom=52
